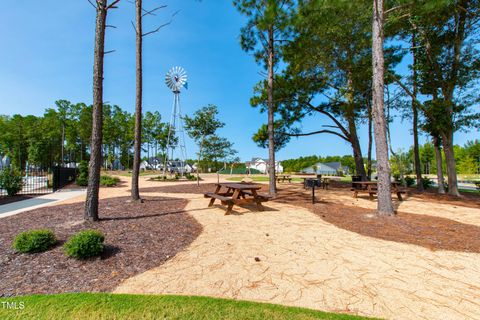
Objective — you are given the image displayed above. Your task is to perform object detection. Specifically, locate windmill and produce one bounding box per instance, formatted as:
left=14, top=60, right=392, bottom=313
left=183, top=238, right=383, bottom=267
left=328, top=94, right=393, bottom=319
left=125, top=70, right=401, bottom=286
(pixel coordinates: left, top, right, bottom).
left=163, top=66, right=188, bottom=177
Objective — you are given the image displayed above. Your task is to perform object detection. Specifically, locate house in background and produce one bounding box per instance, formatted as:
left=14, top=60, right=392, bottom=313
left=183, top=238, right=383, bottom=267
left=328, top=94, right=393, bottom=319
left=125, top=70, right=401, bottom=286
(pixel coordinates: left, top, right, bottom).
left=0, top=155, right=11, bottom=169
left=246, top=157, right=283, bottom=174
left=140, top=158, right=194, bottom=173
left=302, top=162, right=349, bottom=175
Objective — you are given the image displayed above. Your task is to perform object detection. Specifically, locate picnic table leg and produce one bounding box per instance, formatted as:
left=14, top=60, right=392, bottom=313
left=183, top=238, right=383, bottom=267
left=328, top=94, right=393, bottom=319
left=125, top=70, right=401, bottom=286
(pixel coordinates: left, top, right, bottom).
left=397, top=192, right=403, bottom=201
left=225, top=189, right=240, bottom=215
left=251, top=189, right=265, bottom=212
left=209, top=185, right=221, bottom=207
left=368, top=185, right=374, bottom=200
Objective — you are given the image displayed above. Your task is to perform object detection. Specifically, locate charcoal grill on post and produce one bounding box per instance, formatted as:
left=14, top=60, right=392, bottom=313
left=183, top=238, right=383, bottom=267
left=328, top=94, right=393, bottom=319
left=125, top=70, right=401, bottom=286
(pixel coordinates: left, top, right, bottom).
left=304, top=178, right=321, bottom=204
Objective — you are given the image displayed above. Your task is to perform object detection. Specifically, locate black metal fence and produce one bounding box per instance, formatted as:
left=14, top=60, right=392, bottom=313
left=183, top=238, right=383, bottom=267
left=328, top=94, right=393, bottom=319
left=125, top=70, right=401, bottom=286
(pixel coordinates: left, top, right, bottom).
left=52, top=167, right=78, bottom=191
left=0, top=167, right=53, bottom=196
left=0, top=166, right=79, bottom=197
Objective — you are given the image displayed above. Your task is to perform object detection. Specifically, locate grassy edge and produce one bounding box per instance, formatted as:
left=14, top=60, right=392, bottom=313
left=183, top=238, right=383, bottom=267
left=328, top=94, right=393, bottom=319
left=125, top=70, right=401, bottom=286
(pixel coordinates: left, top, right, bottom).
left=0, top=293, right=375, bottom=320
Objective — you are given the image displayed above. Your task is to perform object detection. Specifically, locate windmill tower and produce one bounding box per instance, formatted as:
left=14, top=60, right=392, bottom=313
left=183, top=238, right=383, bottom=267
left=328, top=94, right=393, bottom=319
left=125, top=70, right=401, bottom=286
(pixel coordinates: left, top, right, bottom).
left=164, top=66, right=188, bottom=176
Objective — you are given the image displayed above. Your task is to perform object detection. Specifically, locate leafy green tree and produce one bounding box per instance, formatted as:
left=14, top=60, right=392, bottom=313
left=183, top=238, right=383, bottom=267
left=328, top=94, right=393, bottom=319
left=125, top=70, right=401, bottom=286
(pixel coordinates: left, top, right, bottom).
left=184, top=105, right=225, bottom=184
left=234, top=0, right=294, bottom=196
left=202, top=135, right=238, bottom=172
left=392, top=0, right=480, bottom=196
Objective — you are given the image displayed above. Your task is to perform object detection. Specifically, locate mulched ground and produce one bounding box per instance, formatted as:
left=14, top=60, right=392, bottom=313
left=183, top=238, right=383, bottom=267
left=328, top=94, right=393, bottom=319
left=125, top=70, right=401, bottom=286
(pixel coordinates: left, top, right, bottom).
left=0, top=195, right=202, bottom=297
left=273, top=185, right=480, bottom=253
left=146, top=182, right=480, bottom=253
left=329, top=180, right=480, bottom=208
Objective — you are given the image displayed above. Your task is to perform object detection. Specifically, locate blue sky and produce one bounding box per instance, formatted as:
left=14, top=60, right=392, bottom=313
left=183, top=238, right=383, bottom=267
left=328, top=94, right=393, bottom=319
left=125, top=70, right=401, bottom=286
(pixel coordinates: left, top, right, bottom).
left=0, top=1, right=477, bottom=162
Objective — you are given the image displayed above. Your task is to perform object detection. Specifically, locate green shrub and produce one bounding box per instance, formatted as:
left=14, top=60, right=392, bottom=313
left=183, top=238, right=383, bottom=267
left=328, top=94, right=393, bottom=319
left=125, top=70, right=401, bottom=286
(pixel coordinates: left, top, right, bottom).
left=76, top=161, right=89, bottom=186
left=12, top=229, right=56, bottom=253
left=422, top=176, right=434, bottom=189
left=100, top=175, right=120, bottom=187
left=64, top=230, right=105, bottom=259
left=0, top=167, right=23, bottom=196
left=404, top=176, right=416, bottom=187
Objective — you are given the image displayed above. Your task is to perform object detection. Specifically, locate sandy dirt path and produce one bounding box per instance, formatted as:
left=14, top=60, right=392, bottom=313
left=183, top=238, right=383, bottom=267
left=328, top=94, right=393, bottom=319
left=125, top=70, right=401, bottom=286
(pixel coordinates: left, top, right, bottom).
left=114, top=175, right=480, bottom=320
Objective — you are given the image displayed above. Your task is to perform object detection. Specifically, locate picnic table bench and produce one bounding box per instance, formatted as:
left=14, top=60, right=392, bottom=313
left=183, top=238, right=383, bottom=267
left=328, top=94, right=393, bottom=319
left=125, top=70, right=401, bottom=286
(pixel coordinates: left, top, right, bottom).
left=276, top=175, right=292, bottom=183
left=351, top=181, right=406, bottom=201
left=204, top=183, right=270, bottom=215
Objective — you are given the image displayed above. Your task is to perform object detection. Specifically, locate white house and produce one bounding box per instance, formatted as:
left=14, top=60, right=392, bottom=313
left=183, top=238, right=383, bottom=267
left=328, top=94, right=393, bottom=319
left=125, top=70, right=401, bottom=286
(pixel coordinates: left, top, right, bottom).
left=246, top=157, right=283, bottom=174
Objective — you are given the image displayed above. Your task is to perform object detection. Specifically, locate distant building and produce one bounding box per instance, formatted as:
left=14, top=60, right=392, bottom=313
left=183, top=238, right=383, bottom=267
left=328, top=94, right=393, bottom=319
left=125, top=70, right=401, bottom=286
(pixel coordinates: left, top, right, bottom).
left=246, top=157, right=283, bottom=174
left=302, top=162, right=349, bottom=175
left=0, top=155, right=10, bottom=169
left=141, top=157, right=194, bottom=173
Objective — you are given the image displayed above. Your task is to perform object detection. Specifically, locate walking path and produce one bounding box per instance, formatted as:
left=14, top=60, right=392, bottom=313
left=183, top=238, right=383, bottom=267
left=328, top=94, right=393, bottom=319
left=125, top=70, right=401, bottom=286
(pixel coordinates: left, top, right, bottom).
left=0, top=189, right=86, bottom=218
left=113, top=176, right=480, bottom=320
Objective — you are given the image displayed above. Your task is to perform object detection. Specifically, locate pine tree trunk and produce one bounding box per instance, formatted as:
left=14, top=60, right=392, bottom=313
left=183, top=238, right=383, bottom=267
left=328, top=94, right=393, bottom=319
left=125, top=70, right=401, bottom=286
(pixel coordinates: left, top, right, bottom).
left=442, top=130, right=460, bottom=196
left=85, top=0, right=107, bottom=221
left=372, top=0, right=394, bottom=216
left=367, top=100, right=373, bottom=180
left=131, top=0, right=142, bottom=201
left=433, top=136, right=445, bottom=194
left=196, top=137, right=204, bottom=186
left=411, top=32, right=423, bottom=191
left=348, top=118, right=367, bottom=180
left=61, top=123, right=65, bottom=166
left=267, top=26, right=276, bottom=196
left=346, top=72, right=367, bottom=180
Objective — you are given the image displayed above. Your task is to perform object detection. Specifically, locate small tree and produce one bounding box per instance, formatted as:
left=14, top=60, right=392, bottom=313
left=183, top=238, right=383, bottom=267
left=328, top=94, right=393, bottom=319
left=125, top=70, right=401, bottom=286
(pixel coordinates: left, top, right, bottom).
left=234, top=0, right=294, bottom=196
left=85, top=0, right=120, bottom=221
left=183, top=105, right=225, bottom=185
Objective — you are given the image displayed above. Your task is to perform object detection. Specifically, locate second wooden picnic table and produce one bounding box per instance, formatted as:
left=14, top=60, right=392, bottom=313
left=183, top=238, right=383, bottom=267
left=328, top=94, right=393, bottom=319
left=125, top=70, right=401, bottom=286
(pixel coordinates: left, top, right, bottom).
left=351, top=181, right=406, bottom=200
left=204, top=182, right=269, bottom=215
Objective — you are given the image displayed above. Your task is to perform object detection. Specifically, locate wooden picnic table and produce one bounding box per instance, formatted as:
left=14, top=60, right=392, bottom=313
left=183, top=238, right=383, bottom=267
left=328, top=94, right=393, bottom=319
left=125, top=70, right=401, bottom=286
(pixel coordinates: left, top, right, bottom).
left=351, top=181, right=406, bottom=201
left=204, top=182, right=270, bottom=215
left=276, top=174, right=292, bottom=183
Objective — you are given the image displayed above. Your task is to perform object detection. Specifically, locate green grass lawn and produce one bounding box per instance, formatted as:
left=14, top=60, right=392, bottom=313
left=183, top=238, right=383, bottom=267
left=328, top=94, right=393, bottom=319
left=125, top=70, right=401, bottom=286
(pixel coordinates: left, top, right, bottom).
left=112, top=170, right=160, bottom=177
left=226, top=176, right=303, bottom=183
left=0, top=293, right=372, bottom=320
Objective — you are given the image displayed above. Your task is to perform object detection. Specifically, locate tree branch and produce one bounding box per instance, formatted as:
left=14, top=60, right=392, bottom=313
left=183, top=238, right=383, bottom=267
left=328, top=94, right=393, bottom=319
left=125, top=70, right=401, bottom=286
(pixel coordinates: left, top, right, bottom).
left=87, top=0, right=97, bottom=9
left=306, top=102, right=351, bottom=139
left=286, top=129, right=349, bottom=141
left=142, top=10, right=179, bottom=37
left=131, top=20, right=137, bottom=34
left=107, top=0, right=121, bottom=10
left=142, top=5, right=167, bottom=17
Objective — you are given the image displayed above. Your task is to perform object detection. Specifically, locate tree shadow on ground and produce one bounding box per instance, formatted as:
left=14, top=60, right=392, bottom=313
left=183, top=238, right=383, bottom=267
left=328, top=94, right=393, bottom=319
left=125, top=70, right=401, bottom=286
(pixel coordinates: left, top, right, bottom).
left=274, top=185, right=480, bottom=253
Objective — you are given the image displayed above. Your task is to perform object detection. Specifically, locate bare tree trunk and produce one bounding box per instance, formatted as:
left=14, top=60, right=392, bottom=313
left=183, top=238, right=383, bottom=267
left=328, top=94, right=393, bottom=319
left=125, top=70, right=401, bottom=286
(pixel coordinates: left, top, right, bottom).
left=196, top=137, right=204, bottom=186
left=267, top=26, right=276, bottom=196
left=85, top=0, right=108, bottom=221
left=433, top=136, right=445, bottom=194
left=131, top=0, right=142, bottom=201
left=346, top=73, right=367, bottom=180
left=372, top=0, right=394, bottom=216
left=348, top=118, right=367, bottom=180
left=367, top=100, right=373, bottom=180
left=411, top=32, right=423, bottom=191
left=61, top=123, right=65, bottom=166
left=442, top=130, right=460, bottom=196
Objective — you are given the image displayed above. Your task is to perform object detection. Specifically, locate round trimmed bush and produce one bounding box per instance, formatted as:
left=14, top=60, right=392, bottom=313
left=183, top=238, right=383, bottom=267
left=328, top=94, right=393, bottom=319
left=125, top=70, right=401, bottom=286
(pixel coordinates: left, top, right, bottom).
left=100, top=175, right=120, bottom=187
left=12, top=229, right=56, bottom=253
left=64, top=230, right=105, bottom=259
left=0, top=167, right=23, bottom=196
